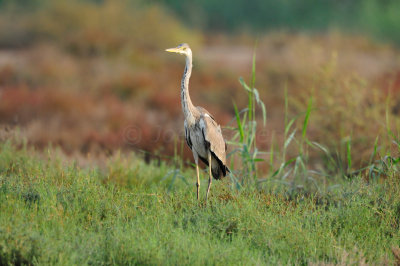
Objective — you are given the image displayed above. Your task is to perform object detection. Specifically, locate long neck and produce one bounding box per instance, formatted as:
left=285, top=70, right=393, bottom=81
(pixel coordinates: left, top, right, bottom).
left=181, top=53, right=196, bottom=124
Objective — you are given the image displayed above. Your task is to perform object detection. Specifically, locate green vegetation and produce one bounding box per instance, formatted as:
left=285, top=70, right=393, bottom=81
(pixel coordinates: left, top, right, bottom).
left=2, top=0, right=400, bottom=45
left=0, top=0, right=201, bottom=51
left=156, top=0, right=400, bottom=44
left=0, top=139, right=399, bottom=264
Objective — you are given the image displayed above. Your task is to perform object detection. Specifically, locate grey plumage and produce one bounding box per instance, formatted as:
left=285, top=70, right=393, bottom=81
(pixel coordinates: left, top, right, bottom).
left=166, top=43, right=229, bottom=201
left=186, top=108, right=228, bottom=179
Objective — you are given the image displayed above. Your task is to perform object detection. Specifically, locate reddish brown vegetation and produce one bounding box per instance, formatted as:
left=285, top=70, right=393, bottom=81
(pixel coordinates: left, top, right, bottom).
left=1, top=13, right=400, bottom=169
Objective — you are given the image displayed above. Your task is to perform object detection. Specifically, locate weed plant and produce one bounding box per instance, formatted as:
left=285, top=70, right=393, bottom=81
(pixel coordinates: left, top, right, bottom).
left=228, top=50, right=399, bottom=202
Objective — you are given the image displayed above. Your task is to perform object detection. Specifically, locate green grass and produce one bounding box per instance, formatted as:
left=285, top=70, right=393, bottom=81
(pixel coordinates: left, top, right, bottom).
left=0, top=141, right=399, bottom=265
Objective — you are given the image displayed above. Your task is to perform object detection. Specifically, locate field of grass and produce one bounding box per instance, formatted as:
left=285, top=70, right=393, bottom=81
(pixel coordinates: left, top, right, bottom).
left=1, top=139, right=400, bottom=265
left=1, top=0, right=400, bottom=264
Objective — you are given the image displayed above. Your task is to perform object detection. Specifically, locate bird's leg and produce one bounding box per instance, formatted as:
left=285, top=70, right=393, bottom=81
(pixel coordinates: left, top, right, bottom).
left=196, top=162, right=200, bottom=201
left=206, top=151, right=212, bottom=202
left=193, top=153, right=200, bottom=201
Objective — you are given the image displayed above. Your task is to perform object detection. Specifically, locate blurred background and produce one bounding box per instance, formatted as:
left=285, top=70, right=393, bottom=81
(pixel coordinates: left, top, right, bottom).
left=0, top=0, right=399, bottom=169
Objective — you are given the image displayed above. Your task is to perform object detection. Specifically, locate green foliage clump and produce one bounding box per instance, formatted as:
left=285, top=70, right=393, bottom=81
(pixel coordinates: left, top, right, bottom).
left=157, top=0, right=400, bottom=45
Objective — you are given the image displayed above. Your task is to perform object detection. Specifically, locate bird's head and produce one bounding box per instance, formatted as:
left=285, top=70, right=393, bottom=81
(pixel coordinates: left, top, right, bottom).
left=165, top=43, right=191, bottom=56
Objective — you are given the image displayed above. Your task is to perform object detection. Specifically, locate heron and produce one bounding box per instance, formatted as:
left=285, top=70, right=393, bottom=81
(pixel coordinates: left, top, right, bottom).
left=166, top=43, right=229, bottom=202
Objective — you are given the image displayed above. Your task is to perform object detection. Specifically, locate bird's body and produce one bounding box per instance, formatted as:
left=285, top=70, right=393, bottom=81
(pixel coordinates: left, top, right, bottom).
left=166, top=43, right=229, bottom=201
left=184, top=108, right=227, bottom=179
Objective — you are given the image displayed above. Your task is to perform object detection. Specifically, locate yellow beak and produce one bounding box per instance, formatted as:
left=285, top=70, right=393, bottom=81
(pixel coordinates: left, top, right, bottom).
left=165, top=47, right=181, bottom=53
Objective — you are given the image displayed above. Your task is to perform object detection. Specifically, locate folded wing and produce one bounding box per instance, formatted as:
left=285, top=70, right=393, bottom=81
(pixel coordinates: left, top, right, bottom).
left=198, top=107, right=228, bottom=178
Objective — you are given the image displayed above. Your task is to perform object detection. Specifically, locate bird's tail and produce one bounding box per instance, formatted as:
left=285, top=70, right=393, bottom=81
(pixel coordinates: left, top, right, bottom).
left=212, top=163, right=230, bottom=180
